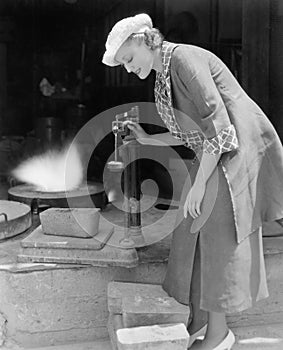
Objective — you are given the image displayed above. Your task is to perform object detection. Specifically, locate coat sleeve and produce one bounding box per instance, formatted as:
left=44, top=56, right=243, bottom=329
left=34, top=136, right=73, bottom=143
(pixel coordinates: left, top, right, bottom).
left=173, top=47, right=239, bottom=155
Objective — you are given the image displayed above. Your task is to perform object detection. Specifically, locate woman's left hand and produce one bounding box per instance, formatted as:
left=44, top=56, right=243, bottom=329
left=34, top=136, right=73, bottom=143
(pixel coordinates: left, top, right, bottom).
left=184, top=179, right=206, bottom=219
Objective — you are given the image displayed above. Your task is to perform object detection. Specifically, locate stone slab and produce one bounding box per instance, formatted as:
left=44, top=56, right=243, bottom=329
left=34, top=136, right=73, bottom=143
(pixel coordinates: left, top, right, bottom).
left=21, top=222, right=113, bottom=250
left=40, top=208, right=101, bottom=238
left=122, top=295, right=190, bottom=328
left=108, top=281, right=169, bottom=314
left=117, top=323, right=190, bottom=350
left=17, top=243, right=139, bottom=267
left=17, top=222, right=140, bottom=267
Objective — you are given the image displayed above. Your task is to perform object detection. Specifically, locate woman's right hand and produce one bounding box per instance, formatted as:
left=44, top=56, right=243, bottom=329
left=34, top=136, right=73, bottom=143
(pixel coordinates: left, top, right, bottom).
left=124, top=121, right=151, bottom=144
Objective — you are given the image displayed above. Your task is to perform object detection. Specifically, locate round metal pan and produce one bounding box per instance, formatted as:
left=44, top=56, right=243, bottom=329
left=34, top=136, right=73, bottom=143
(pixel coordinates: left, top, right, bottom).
left=8, top=182, right=107, bottom=211
left=0, top=200, right=32, bottom=240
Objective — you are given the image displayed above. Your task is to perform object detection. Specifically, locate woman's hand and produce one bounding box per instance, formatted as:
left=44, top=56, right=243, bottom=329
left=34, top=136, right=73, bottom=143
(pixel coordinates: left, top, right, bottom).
left=184, top=178, right=206, bottom=219
left=124, top=121, right=151, bottom=144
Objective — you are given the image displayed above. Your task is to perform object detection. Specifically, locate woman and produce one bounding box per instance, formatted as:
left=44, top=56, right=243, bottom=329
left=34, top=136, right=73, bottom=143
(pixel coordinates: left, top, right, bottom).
left=102, top=13, right=283, bottom=350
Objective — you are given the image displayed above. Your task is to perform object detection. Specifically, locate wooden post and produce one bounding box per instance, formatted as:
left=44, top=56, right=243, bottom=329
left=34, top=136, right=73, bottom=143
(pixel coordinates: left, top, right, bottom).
left=0, top=42, right=6, bottom=136
left=242, top=0, right=270, bottom=114
left=0, top=17, right=14, bottom=136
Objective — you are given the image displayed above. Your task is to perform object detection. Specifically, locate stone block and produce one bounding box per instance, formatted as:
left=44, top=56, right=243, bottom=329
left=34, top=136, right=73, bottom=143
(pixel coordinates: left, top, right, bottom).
left=117, top=323, right=190, bottom=350
left=108, top=281, right=168, bottom=314
left=0, top=259, right=167, bottom=348
left=122, top=295, right=190, bottom=328
left=108, top=313, right=124, bottom=350
left=40, top=207, right=100, bottom=238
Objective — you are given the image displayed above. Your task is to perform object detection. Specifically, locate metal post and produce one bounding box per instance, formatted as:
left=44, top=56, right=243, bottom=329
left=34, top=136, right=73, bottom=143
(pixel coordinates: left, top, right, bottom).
left=108, top=106, right=145, bottom=247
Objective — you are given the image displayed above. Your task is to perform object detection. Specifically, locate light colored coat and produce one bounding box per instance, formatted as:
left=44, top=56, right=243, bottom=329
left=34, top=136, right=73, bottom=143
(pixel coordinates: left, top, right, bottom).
left=170, top=44, right=283, bottom=243
left=160, top=43, right=278, bottom=315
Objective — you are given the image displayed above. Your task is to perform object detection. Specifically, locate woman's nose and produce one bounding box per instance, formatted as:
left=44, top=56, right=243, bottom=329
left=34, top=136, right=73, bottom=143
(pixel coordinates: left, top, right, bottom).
left=124, top=64, right=132, bottom=73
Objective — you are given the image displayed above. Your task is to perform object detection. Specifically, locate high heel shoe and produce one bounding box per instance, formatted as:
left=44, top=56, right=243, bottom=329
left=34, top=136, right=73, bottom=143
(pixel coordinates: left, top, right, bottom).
left=213, top=329, right=235, bottom=350
left=188, top=323, right=207, bottom=347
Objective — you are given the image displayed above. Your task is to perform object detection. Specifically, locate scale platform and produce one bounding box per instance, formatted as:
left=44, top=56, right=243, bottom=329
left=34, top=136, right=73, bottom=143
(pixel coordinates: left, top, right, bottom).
left=17, top=196, right=179, bottom=268
left=17, top=218, right=139, bottom=268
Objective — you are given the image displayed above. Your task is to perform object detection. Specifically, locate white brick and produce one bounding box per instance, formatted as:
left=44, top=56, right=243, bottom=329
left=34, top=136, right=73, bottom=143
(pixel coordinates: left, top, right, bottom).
left=40, top=208, right=100, bottom=238
left=117, top=323, right=190, bottom=350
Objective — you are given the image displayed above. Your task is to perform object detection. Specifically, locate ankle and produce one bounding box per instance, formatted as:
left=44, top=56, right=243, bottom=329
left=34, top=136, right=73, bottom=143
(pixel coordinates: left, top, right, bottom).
left=206, top=312, right=228, bottom=339
left=206, top=327, right=228, bottom=342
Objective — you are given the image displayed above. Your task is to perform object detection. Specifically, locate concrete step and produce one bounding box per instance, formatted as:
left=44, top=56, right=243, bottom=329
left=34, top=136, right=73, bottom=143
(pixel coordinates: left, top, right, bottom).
left=1, top=323, right=282, bottom=350
left=107, top=282, right=283, bottom=350
left=1, top=340, right=112, bottom=350
left=107, top=281, right=190, bottom=349
left=0, top=234, right=282, bottom=348
left=233, top=323, right=283, bottom=349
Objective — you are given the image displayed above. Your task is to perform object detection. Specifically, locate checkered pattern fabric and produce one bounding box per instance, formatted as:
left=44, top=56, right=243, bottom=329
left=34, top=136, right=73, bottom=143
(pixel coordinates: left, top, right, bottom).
left=154, top=41, right=204, bottom=154
left=203, top=124, right=239, bottom=155
left=154, top=41, right=239, bottom=155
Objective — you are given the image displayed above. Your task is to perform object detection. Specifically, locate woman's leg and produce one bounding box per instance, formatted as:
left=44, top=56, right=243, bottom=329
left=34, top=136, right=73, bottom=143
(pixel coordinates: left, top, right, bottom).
left=187, top=236, right=208, bottom=335
left=189, top=311, right=228, bottom=350
left=206, top=312, right=228, bottom=342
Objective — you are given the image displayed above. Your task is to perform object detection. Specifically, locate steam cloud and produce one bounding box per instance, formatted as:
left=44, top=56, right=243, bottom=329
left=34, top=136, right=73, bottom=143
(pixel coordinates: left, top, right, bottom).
left=12, top=144, right=83, bottom=192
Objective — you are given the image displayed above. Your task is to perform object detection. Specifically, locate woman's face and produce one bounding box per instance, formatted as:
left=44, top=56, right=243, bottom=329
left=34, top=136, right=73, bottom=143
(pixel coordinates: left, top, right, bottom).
left=114, top=39, right=154, bottom=79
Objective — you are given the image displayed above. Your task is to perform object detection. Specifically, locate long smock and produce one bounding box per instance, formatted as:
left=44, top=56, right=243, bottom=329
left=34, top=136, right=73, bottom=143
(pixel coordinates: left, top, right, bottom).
left=155, top=42, right=283, bottom=318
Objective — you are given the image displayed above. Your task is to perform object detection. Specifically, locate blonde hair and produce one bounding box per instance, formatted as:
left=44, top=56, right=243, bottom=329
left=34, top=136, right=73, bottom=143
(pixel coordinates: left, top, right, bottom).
left=127, top=28, right=163, bottom=50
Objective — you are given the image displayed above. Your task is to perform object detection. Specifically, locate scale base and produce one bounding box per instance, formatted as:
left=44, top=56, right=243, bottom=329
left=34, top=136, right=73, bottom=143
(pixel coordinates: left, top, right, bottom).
left=119, top=226, right=145, bottom=248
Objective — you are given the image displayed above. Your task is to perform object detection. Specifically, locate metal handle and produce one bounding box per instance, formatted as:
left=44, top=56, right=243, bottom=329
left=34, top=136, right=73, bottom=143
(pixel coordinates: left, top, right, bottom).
left=30, top=198, right=40, bottom=215
left=0, top=213, right=8, bottom=240
left=0, top=213, right=8, bottom=222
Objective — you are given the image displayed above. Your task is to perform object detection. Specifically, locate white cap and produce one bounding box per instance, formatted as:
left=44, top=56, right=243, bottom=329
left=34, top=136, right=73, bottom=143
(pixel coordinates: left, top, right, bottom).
left=102, top=13, right=153, bottom=67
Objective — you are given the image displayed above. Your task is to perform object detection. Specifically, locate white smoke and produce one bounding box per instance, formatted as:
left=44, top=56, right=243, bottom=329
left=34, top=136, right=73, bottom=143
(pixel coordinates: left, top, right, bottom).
left=12, top=144, right=83, bottom=192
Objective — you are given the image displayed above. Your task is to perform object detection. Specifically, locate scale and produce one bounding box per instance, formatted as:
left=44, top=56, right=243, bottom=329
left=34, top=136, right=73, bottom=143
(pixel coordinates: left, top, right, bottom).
left=107, top=106, right=145, bottom=248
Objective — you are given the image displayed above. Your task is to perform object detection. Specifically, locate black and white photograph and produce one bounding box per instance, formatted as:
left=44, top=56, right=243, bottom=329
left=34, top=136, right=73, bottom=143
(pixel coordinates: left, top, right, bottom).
left=0, top=1, right=283, bottom=349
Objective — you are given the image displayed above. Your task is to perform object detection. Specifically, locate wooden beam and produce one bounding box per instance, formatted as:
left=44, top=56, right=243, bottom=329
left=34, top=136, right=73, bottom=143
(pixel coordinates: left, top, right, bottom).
left=242, top=0, right=270, bottom=114
left=0, top=43, right=7, bottom=135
